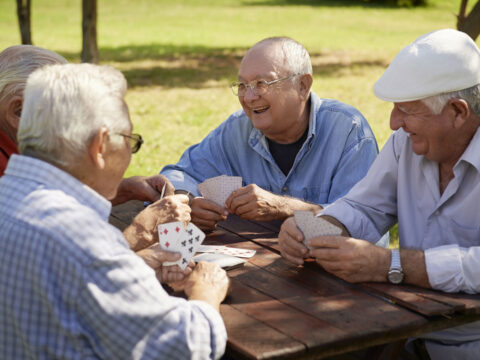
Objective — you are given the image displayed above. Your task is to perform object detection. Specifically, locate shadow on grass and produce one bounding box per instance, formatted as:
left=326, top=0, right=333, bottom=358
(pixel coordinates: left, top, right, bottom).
left=241, top=0, right=423, bottom=8
left=58, top=43, right=387, bottom=89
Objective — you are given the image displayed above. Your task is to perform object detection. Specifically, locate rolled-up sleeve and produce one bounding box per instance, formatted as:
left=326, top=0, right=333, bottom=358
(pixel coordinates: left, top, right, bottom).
left=425, top=245, right=480, bottom=294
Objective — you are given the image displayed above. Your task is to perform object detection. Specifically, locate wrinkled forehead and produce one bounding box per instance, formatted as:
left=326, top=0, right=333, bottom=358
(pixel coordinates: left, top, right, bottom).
left=238, top=43, right=288, bottom=81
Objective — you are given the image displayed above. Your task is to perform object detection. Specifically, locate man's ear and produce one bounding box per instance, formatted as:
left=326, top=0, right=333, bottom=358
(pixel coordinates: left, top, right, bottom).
left=298, top=74, right=313, bottom=100
left=449, top=98, right=470, bottom=129
left=6, top=96, right=23, bottom=132
left=88, top=127, right=109, bottom=170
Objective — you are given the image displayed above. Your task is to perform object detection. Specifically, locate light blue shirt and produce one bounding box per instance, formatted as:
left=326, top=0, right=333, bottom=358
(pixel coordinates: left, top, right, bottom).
left=0, top=155, right=226, bottom=360
left=322, top=128, right=480, bottom=356
left=161, top=92, right=379, bottom=207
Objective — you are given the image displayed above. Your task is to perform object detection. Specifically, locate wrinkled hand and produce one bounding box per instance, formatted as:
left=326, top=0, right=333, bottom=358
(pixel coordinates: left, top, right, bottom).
left=278, top=216, right=308, bottom=266
left=184, top=261, right=230, bottom=311
left=307, top=236, right=389, bottom=283
left=190, top=197, right=228, bottom=231
left=124, top=194, right=191, bottom=251
left=225, top=184, right=286, bottom=221
left=112, top=175, right=175, bottom=205
left=136, top=243, right=194, bottom=284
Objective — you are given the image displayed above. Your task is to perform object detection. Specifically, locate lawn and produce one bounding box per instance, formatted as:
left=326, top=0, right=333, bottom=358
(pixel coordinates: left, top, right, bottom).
left=1, top=0, right=477, bottom=244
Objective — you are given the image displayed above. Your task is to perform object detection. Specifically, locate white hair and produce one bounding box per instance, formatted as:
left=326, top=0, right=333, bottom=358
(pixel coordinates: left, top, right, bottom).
left=422, top=84, right=480, bottom=116
left=18, top=63, right=130, bottom=168
left=255, top=37, right=313, bottom=76
left=0, top=45, right=67, bottom=105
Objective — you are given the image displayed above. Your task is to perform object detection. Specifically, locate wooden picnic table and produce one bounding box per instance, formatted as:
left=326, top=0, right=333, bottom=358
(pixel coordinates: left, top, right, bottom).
left=111, top=201, right=480, bottom=360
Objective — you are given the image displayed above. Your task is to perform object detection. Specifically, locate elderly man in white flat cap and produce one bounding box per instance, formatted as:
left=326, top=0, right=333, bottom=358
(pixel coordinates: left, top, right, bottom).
left=278, top=29, right=480, bottom=359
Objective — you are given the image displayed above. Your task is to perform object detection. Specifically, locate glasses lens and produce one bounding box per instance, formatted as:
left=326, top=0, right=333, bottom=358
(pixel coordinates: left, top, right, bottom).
left=130, top=134, right=143, bottom=154
left=254, top=80, right=269, bottom=95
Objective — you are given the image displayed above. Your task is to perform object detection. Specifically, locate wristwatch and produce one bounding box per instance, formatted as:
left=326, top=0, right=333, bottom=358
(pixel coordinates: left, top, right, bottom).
left=387, top=249, right=404, bottom=284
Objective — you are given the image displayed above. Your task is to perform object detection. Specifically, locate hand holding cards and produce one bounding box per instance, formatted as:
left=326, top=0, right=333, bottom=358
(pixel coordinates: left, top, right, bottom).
left=198, top=175, right=243, bottom=206
left=294, top=211, right=342, bottom=249
left=158, top=222, right=205, bottom=270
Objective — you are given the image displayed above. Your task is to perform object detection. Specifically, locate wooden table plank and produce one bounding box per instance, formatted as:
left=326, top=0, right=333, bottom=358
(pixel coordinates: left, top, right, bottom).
left=221, top=305, right=306, bottom=359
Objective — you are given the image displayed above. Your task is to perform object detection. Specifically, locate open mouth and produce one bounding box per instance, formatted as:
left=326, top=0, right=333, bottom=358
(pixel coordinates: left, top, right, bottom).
left=253, top=105, right=269, bottom=114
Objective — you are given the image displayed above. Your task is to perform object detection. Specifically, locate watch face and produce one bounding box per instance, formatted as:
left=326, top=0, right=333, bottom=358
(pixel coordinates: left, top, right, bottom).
left=388, top=269, right=404, bottom=284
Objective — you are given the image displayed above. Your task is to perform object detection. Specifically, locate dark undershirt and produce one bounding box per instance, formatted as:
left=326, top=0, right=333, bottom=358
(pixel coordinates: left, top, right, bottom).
left=267, top=126, right=309, bottom=176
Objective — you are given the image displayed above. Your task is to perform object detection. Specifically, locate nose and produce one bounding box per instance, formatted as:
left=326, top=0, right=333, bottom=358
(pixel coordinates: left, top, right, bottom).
left=242, top=86, right=259, bottom=102
left=390, top=107, right=405, bottom=131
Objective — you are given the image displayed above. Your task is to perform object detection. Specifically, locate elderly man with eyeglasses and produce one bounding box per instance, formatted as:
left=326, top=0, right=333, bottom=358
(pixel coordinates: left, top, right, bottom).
left=161, top=36, right=381, bottom=233
left=0, top=63, right=229, bottom=359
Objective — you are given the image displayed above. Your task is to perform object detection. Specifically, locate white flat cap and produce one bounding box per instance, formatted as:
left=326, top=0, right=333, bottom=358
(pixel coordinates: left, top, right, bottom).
left=374, top=29, right=480, bottom=102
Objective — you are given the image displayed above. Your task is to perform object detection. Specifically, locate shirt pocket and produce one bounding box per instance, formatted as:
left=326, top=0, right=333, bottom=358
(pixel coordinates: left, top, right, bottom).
left=449, top=218, right=480, bottom=247
left=302, top=184, right=330, bottom=203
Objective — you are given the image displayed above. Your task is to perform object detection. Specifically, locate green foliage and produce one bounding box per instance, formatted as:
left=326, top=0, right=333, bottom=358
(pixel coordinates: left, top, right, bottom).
left=362, top=0, right=428, bottom=8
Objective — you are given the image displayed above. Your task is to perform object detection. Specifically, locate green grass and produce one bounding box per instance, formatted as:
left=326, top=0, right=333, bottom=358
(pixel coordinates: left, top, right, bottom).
left=2, top=0, right=478, bottom=246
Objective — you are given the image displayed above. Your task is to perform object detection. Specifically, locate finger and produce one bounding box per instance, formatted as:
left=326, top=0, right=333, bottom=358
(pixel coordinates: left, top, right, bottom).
left=281, top=236, right=308, bottom=258
left=307, top=236, right=343, bottom=250
left=227, top=192, right=251, bottom=213
left=170, top=194, right=189, bottom=204
left=192, top=205, right=226, bottom=222
left=225, top=186, right=250, bottom=208
left=309, top=248, right=343, bottom=262
left=191, top=217, right=218, bottom=231
left=281, top=249, right=305, bottom=266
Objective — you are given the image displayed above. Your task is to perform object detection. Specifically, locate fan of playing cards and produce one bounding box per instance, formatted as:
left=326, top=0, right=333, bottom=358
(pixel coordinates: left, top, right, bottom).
left=158, top=222, right=206, bottom=270
left=294, top=211, right=342, bottom=250
left=198, top=175, right=243, bottom=206
left=158, top=221, right=256, bottom=270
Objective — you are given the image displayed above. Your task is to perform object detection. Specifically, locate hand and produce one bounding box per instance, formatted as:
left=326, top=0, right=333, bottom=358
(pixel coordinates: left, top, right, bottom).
left=124, top=194, right=191, bottom=251
left=112, top=175, right=175, bottom=205
left=184, top=261, right=230, bottom=312
left=278, top=216, right=308, bottom=266
left=225, top=184, right=286, bottom=221
left=307, top=236, right=390, bottom=283
left=136, top=243, right=194, bottom=284
left=190, top=197, right=228, bottom=231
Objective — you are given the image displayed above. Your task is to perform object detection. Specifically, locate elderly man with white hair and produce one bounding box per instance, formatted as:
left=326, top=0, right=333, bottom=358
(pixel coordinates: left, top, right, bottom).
left=161, top=36, right=382, bottom=238
left=0, top=44, right=176, bottom=204
left=0, top=63, right=229, bottom=359
left=278, top=29, right=480, bottom=359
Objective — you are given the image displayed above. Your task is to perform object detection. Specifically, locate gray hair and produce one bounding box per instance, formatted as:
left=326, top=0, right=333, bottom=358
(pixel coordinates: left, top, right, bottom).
left=0, top=45, right=67, bottom=105
left=255, top=37, right=313, bottom=76
left=18, top=64, right=130, bottom=168
left=422, top=84, right=480, bottom=116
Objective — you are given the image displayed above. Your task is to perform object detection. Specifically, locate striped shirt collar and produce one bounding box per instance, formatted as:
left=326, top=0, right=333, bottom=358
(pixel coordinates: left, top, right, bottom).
left=5, top=154, right=111, bottom=220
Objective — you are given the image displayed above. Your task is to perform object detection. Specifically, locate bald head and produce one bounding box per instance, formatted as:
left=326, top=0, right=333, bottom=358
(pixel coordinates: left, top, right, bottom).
left=241, top=37, right=312, bottom=78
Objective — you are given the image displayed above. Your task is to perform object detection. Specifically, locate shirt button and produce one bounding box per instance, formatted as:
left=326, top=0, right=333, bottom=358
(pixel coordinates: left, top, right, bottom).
left=282, top=187, right=288, bottom=192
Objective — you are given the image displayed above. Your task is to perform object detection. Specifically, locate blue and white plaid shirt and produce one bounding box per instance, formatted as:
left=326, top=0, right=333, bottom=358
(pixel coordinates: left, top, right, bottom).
left=0, top=155, right=226, bottom=360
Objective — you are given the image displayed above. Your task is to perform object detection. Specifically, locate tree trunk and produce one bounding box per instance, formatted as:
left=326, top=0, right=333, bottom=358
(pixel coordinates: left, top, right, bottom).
left=16, top=0, right=32, bottom=45
left=458, top=0, right=480, bottom=40
left=81, top=0, right=99, bottom=63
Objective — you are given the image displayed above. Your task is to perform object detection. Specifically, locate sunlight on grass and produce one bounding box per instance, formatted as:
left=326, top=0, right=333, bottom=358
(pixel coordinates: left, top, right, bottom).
left=2, top=0, right=477, bottom=248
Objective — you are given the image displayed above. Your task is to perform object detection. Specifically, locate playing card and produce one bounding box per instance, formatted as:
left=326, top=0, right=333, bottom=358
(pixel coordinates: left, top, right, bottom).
left=294, top=211, right=342, bottom=249
left=198, top=175, right=242, bottom=206
left=159, top=222, right=205, bottom=270
left=196, top=244, right=256, bottom=258
left=193, top=252, right=246, bottom=270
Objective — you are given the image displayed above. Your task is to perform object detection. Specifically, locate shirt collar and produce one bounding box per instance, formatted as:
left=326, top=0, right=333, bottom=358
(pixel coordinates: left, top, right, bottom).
left=458, top=127, right=480, bottom=173
left=0, top=129, right=19, bottom=157
left=5, top=154, right=111, bottom=220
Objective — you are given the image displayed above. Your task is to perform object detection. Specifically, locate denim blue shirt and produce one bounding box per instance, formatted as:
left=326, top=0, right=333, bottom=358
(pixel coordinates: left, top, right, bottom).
left=161, top=92, right=379, bottom=206
left=0, top=155, right=226, bottom=359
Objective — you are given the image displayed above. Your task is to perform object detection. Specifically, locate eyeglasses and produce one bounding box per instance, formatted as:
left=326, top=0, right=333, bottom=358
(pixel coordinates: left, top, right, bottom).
left=230, top=74, right=299, bottom=97
left=118, top=133, right=143, bottom=154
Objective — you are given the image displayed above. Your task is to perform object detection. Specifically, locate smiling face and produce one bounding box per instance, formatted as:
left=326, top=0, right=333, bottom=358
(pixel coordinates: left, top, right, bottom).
left=390, top=100, right=470, bottom=166
left=237, top=42, right=311, bottom=143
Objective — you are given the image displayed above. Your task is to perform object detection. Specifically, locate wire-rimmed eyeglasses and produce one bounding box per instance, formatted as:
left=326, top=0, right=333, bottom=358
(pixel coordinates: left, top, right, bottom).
left=230, top=74, right=299, bottom=97
left=118, top=133, right=143, bottom=154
